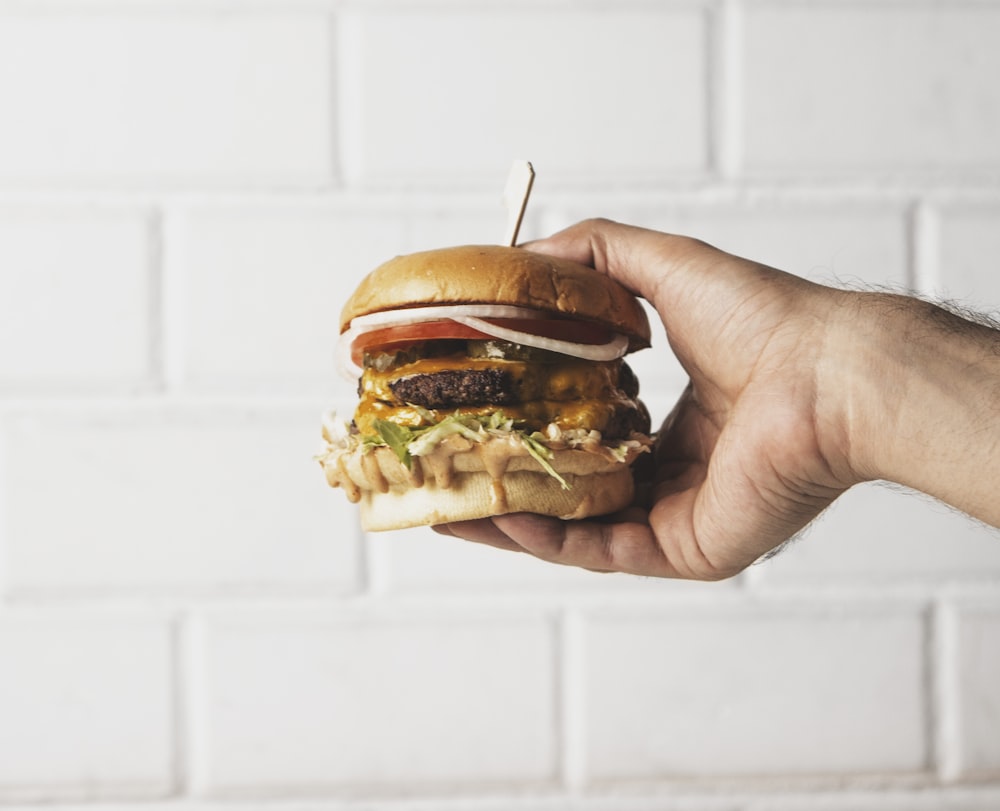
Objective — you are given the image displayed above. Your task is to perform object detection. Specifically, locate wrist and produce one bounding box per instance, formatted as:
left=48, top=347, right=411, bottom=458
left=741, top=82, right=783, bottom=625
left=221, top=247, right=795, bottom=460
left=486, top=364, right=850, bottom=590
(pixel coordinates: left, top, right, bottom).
left=834, top=292, right=1000, bottom=525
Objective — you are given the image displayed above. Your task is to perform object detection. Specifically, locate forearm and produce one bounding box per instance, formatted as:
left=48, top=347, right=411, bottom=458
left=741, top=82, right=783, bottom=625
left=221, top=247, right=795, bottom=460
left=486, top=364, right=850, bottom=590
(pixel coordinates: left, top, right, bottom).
left=838, top=293, right=1000, bottom=526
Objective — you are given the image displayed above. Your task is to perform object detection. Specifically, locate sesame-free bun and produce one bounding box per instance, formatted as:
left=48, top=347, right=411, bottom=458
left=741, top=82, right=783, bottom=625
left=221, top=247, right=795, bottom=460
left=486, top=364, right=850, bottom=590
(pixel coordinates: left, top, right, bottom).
left=339, top=245, right=651, bottom=352
left=357, top=466, right=634, bottom=532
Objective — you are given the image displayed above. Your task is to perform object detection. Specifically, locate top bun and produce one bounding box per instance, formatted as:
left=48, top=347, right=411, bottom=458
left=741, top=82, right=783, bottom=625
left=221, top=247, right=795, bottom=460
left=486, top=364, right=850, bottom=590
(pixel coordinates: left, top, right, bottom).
left=340, top=245, right=651, bottom=351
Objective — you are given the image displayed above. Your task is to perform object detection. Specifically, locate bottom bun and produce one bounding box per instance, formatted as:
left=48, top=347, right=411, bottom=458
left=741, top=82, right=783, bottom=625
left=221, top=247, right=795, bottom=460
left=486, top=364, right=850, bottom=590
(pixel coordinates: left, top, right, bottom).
left=318, top=429, right=649, bottom=532
left=359, top=466, right=634, bottom=532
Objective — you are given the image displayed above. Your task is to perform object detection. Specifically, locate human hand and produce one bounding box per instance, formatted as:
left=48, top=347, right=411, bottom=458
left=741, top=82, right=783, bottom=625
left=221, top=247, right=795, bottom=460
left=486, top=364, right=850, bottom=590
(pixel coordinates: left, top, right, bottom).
left=435, top=218, right=863, bottom=579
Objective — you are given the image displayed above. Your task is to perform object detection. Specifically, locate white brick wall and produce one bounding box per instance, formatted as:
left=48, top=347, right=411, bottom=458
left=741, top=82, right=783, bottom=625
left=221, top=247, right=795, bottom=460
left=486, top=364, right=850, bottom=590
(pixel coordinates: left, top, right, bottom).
left=582, top=605, right=927, bottom=780
left=0, top=12, right=333, bottom=187
left=935, top=202, right=1000, bottom=307
left=0, top=206, right=153, bottom=390
left=0, top=611, right=173, bottom=796
left=743, top=4, right=1000, bottom=176
left=193, top=609, right=557, bottom=794
left=1, top=406, right=359, bottom=597
left=337, top=8, right=709, bottom=186
left=1, top=1, right=998, bottom=810
left=948, top=602, right=1000, bottom=777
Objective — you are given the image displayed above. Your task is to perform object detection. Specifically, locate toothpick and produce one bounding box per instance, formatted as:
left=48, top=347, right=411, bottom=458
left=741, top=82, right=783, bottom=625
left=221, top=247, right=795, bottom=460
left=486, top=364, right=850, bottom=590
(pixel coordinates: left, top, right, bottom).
left=502, top=160, right=535, bottom=246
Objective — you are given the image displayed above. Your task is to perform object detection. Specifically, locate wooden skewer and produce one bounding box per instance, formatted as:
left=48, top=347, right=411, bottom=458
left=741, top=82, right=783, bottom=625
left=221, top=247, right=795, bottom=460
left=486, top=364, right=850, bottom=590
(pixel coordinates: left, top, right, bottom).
left=502, top=160, right=535, bottom=247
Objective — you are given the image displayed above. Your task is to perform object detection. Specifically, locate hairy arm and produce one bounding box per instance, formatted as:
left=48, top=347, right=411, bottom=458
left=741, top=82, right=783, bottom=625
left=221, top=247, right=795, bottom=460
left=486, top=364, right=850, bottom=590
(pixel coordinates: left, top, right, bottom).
left=843, top=293, right=1000, bottom=527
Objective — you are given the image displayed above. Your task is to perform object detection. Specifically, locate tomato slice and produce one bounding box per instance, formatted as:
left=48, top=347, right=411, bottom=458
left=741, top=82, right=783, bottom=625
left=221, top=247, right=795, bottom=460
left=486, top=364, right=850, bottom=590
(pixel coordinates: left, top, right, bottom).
left=350, top=318, right=612, bottom=367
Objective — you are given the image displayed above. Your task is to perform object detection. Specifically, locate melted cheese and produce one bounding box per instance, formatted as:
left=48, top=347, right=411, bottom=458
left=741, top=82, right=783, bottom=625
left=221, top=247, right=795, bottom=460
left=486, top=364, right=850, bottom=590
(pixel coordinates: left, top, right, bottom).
left=353, top=355, right=641, bottom=437
left=360, top=356, right=621, bottom=404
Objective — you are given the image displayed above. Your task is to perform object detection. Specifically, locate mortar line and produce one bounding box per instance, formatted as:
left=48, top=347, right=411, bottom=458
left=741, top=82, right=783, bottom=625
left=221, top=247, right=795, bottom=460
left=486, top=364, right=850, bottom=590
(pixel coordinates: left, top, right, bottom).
left=147, top=206, right=167, bottom=393
left=710, top=0, right=744, bottom=181
left=333, top=9, right=363, bottom=189
left=557, top=606, right=586, bottom=793
left=910, top=198, right=940, bottom=295
left=326, top=10, right=343, bottom=190
left=931, top=598, right=962, bottom=782
left=175, top=610, right=210, bottom=797
left=170, top=612, right=191, bottom=797
left=158, top=205, right=187, bottom=392
left=356, top=523, right=382, bottom=597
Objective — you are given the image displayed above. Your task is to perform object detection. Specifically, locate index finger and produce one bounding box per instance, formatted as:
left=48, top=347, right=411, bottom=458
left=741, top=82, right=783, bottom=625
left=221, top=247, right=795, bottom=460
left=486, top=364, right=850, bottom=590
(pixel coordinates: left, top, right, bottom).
left=521, top=218, right=717, bottom=309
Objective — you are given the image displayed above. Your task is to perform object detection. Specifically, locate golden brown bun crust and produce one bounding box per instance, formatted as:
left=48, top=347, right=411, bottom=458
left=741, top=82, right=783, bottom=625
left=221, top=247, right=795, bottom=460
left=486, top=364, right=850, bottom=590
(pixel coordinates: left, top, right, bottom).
left=358, top=467, right=634, bottom=531
left=340, top=245, right=651, bottom=352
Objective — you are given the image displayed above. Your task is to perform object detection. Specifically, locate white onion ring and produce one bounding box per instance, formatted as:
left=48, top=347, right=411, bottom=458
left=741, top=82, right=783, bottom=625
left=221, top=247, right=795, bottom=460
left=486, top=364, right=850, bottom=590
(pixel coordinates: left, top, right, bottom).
left=336, top=303, right=628, bottom=380
left=451, top=316, right=629, bottom=361
left=350, top=304, right=547, bottom=329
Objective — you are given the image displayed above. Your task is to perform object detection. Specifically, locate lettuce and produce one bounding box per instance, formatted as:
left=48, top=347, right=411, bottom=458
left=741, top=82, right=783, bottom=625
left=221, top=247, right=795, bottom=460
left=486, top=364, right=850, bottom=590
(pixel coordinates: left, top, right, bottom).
left=323, top=407, right=646, bottom=489
left=368, top=409, right=571, bottom=487
left=372, top=419, right=417, bottom=468
left=407, top=415, right=486, bottom=457
left=519, top=433, right=570, bottom=490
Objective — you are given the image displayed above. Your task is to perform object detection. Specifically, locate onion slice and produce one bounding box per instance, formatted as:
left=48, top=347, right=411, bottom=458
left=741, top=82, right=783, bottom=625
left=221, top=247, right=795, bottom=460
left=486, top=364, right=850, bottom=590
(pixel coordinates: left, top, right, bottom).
left=349, top=304, right=548, bottom=329
left=336, top=303, right=629, bottom=380
left=451, top=316, right=629, bottom=361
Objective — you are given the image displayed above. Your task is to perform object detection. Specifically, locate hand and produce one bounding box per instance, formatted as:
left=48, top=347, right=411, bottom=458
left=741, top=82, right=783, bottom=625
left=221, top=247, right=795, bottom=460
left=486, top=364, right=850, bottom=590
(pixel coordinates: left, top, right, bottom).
left=436, top=219, right=863, bottom=579
left=435, top=219, right=1000, bottom=579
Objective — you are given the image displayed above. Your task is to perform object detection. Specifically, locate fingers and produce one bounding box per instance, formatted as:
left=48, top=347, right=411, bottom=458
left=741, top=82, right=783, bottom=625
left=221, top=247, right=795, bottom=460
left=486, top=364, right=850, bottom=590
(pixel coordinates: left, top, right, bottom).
left=440, top=512, right=705, bottom=579
left=432, top=520, right=523, bottom=554
left=522, top=218, right=717, bottom=308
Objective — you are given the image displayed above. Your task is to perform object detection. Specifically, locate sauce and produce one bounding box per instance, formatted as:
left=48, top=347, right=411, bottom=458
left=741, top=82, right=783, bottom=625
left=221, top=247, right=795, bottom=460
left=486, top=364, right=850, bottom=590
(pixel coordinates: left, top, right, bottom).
left=319, top=431, right=648, bottom=508
left=480, top=437, right=514, bottom=512
left=361, top=451, right=390, bottom=494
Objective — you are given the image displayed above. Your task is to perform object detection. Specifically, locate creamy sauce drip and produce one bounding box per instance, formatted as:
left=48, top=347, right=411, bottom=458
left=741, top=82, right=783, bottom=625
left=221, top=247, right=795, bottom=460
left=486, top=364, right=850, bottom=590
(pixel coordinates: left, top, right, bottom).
left=361, top=452, right=390, bottom=494
left=479, top=438, right=514, bottom=512
left=424, top=449, right=455, bottom=490
left=318, top=422, right=651, bottom=511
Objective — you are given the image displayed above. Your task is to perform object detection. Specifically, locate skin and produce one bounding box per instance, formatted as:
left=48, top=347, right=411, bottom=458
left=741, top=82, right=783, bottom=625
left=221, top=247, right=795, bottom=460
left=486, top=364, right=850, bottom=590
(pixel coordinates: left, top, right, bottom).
left=434, top=218, right=1000, bottom=580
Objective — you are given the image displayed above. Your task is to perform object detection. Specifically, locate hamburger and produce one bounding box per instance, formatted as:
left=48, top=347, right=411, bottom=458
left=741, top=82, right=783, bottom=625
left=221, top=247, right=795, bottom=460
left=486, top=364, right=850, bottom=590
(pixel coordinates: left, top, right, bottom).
left=317, top=244, right=652, bottom=531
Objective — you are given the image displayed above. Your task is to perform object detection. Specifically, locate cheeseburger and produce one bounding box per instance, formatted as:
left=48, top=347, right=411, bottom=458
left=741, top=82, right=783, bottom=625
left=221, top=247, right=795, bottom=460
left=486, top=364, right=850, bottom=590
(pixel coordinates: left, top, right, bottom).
left=317, top=244, right=652, bottom=531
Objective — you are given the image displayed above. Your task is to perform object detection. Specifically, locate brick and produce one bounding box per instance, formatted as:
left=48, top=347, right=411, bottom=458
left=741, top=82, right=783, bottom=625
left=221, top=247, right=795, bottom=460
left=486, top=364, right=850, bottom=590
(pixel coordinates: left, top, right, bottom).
left=168, top=202, right=500, bottom=393
left=582, top=606, right=926, bottom=779
left=951, top=604, right=1000, bottom=776
left=752, top=482, right=1000, bottom=585
left=195, top=611, right=557, bottom=791
left=936, top=203, right=1000, bottom=311
left=0, top=12, right=331, bottom=185
left=1, top=407, right=360, bottom=595
left=0, top=612, right=172, bottom=794
left=339, top=9, right=708, bottom=186
left=743, top=5, right=1000, bottom=173
left=0, top=207, right=151, bottom=388
left=745, top=788, right=1000, bottom=811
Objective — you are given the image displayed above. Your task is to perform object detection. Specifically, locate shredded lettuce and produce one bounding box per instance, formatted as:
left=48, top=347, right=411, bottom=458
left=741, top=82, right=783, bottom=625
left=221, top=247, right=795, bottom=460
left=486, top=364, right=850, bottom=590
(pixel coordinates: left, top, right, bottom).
left=349, top=408, right=649, bottom=489
left=407, top=415, right=486, bottom=457
left=365, top=409, right=574, bottom=487
left=372, top=419, right=417, bottom=468
left=520, top=433, right=570, bottom=490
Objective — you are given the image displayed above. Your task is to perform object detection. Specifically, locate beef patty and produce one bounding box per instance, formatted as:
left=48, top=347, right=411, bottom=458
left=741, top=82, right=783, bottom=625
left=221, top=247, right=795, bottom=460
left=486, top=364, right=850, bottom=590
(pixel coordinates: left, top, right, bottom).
left=386, top=365, right=649, bottom=440
left=389, top=368, right=515, bottom=408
